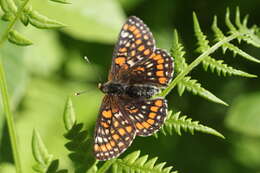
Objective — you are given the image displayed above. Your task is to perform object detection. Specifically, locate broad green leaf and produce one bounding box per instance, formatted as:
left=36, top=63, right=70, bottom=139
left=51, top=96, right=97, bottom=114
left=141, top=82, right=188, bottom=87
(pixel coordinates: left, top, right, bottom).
left=226, top=92, right=260, bottom=137
left=30, top=0, right=125, bottom=43
left=21, top=28, right=64, bottom=76
left=8, top=30, right=33, bottom=46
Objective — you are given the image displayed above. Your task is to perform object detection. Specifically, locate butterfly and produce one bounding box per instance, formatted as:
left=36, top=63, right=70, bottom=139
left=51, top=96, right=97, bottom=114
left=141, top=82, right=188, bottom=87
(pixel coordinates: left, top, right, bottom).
left=94, top=16, right=174, bottom=161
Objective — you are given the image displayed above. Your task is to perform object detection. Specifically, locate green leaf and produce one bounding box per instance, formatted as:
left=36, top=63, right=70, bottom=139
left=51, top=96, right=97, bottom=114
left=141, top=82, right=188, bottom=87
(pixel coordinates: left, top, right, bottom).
left=112, top=151, right=177, bottom=173
left=32, top=129, right=53, bottom=166
left=8, top=30, right=33, bottom=46
left=202, top=56, right=257, bottom=78
left=28, top=10, right=66, bottom=29
left=0, top=0, right=17, bottom=14
left=226, top=92, right=260, bottom=137
left=160, top=112, right=225, bottom=139
left=193, top=12, right=210, bottom=52
left=171, top=29, right=188, bottom=73
left=178, top=76, right=228, bottom=106
left=63, top=97, right=76, bottom=131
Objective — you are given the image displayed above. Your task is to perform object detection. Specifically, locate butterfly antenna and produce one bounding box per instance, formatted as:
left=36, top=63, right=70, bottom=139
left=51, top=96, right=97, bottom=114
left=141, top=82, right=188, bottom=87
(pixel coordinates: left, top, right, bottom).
left=84, top=56, right=102, bottom=83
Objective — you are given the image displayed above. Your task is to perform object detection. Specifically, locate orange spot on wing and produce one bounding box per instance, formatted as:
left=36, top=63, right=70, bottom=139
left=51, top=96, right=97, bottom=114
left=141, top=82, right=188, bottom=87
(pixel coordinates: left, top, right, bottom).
left=157, top=59, right=164, bottom=64
left=129, top=25, right=136, bottom=31
left=148, top=112, right=156, bottom=119
left=110, top=141, right=115, bottom=147
left=94, top=144, right=99, bottom=151
left=144, top=49, right=150, bottom=55
left=102, top=110, right=112, bottom=118
left=118, top=128, right=126, bottom=136
left=129, top=108, right=138, bottom=113
left=159, top=77, right=167, bottom=84
left=133, top=29, right=140, bottom=35
left=153, top=55, right=162, bottom=60
left=123, top=24, right=128, bottom=30
left=151, top=106, right=159, bottom=112
left=135, top=67, right=145, bottom=72
left=147, top=119, right=155, bottom=125
left=119, top=47, right=127, bottom=52
left=156, top=71, right=164, bottom=77
left=100, top=145, right=107, bottom=152
left=155, top=100, right=163, bottom=107
left=136, top=33, right=142, bottom=38
left=106, top=143, right=112, bottom=150
left=101, top=122, right=109, bottom=128
left=142, top=121, right=151, bottom=128
left=136, top=122, right=144, bottom=129
left=157, top=64, right=163, bottom=69
left=112, top=134, right=120, bottom=140
left=135, top=39, right=142, bottom=45
left=126, top=126, right=132, bottom=133
left=115, top=57, right=126, bottom=66
left=138, top=45, right=145, bottom=51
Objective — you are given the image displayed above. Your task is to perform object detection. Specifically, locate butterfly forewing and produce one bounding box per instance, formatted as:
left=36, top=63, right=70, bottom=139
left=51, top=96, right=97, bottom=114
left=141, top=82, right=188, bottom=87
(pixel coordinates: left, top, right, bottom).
left=94, top=96, right=136, bottom=160
left=109, top=16, right=156, bottom=80
left=120, top=48, right=174, bottom=86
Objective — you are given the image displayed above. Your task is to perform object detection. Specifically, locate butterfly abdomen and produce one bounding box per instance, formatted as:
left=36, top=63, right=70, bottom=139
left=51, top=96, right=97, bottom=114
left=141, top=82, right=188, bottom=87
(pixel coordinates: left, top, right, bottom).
left=125, top=85, right=159, bottom=98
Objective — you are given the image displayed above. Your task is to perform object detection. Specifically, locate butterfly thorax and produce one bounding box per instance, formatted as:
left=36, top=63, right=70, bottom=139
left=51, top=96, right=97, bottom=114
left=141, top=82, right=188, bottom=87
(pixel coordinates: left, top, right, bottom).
left=99, top=82, right=159, bottom=99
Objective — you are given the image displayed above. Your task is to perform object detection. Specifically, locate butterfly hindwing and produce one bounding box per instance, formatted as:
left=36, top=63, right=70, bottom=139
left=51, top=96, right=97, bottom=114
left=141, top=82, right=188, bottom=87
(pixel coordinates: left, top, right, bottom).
left=94, top=96, right=136, bottom=160
left=109, top=16, right=155, bottom=80
left=124, top=98, right=168, bottom=136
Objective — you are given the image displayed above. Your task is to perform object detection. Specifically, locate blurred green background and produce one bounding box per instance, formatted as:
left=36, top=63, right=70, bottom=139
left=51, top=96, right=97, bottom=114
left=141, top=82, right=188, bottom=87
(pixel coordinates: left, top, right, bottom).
left=1, top=0, right=260, bottom=172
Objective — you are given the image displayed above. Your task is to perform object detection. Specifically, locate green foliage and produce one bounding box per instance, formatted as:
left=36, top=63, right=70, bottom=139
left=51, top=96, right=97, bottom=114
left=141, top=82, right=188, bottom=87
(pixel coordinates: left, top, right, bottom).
left=111, top=151, right=177, bottom=173
left=171, top=29, right=228, bottom=105
left=159, top=111, right=224, bottom=139
left=0, top=0, right=66, bottom=46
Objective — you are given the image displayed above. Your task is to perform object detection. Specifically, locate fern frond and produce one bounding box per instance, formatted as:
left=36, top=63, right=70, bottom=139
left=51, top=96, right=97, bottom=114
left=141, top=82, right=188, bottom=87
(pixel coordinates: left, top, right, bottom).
left=171, top=29, right=188, bottom=73
left=178, top=76, right=228, bottom=105
left=193, top=12, right=210, bottom=52
left=202, top=56, right=256, bottom=77
left=212, top=15, right=260, bottom=64
left=160, top=112, right=225, bottom=139
left=112, top=151, right=177, bottom=173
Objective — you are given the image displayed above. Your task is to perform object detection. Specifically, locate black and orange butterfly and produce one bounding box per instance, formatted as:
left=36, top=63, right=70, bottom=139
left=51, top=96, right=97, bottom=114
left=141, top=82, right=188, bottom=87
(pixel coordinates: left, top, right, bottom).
left=94, top=16, right=174, bottom=160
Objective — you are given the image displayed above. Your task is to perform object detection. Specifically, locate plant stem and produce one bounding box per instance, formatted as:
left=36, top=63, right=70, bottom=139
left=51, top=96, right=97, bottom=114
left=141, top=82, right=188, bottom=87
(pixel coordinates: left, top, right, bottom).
left=0, top=0, right=31, bottom=47
left=0, top=57, right=22, bottom=173
left=160, top=33, right=240, bottom=97
left=0, top=0, right=31, bottom=172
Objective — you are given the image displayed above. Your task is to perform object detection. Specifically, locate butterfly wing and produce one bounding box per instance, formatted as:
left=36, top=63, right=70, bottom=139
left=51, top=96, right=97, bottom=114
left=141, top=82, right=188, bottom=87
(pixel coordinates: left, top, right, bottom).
left=120, top=48, right=174, bottom=87
left=124, top=98, right=168, bottom=136
left=94, top=95, right=136, bottom=160
left=109, top=16, right=155, bottom=80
